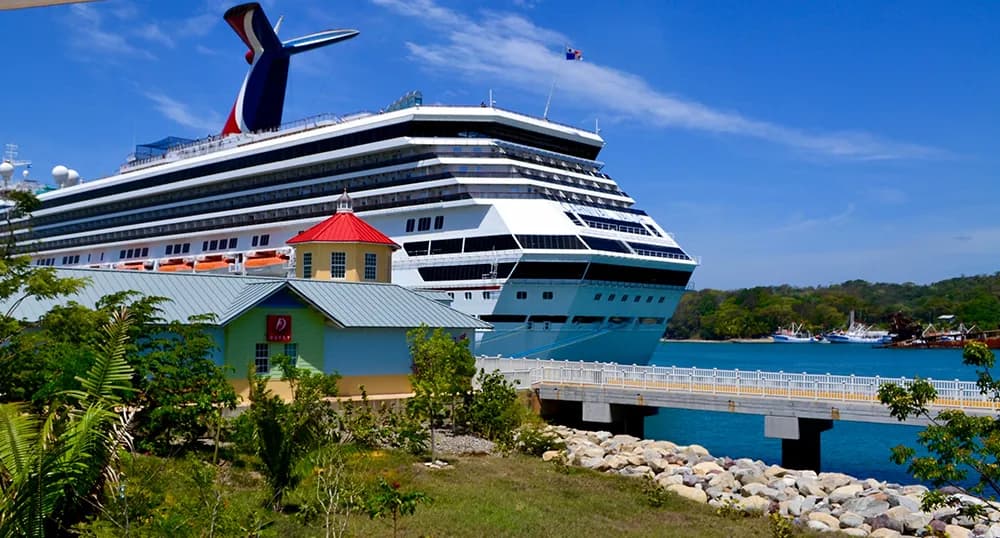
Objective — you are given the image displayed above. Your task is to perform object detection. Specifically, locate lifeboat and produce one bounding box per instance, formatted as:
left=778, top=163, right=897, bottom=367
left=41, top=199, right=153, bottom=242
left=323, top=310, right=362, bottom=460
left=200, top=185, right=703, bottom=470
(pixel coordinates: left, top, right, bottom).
left=194, top=254, right=233, bottom=273
left=244, top=248, right=292, bottom=274
left=115, top=261, right=148, bottom=271
left=157, top=257, right=195, bottom=272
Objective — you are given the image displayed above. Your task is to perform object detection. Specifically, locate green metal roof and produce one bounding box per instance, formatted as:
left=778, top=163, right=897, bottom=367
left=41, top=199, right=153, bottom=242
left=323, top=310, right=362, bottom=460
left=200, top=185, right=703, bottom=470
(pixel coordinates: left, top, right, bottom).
left=4, top=268, right=490, bottom=330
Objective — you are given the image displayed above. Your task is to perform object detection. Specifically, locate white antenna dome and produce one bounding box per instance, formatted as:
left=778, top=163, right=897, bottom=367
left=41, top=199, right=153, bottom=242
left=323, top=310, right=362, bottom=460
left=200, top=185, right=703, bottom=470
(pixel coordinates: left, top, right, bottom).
left=52, top=165, right=69, bottom=188
left=66, top=169, right=80, bottom=186
left=0, top=162, right=13, bottom=180
left=22, top=169, right=29, bottom=179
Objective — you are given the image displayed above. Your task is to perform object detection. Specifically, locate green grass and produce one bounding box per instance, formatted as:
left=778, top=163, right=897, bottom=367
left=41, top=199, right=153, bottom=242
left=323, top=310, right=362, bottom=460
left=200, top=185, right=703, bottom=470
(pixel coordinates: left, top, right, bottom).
left=80, top=449, right=828, bottom=537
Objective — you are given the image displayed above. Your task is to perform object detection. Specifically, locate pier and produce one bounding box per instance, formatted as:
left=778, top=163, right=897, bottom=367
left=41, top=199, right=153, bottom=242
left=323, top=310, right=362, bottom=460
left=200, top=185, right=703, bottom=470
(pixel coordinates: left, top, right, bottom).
left=476, top=356, right=999, bottom=471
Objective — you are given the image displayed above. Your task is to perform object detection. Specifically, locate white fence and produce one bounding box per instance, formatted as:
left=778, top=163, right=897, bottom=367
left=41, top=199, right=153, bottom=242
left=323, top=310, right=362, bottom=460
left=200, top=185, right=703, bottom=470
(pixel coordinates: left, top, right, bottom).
left=475, top=356, right=999, bottom=411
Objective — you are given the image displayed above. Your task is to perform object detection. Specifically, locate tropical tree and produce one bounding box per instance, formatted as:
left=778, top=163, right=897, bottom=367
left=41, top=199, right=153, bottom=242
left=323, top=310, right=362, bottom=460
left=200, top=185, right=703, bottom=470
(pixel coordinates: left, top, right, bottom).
left=0, top=308, right=136, bottom=536
left=878, top=341, right=1000, bottom=520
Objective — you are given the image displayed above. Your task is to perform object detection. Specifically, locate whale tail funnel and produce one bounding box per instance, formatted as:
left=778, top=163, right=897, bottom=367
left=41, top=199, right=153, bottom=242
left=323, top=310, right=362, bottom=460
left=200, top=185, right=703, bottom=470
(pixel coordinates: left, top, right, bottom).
left=221, top=3, right=359, bottom=136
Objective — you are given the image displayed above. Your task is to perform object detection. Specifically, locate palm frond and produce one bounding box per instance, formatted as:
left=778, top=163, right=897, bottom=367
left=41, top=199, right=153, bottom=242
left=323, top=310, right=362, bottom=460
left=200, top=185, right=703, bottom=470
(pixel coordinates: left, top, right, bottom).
left=66, top=307, right=136, bottom=404
left=0, top=403, right=39, bottom=483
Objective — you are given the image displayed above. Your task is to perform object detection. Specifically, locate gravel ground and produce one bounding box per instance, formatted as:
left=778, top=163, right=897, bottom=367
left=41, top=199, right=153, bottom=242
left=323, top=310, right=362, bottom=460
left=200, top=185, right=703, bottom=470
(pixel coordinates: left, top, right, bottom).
left=431, top=429, right=496, bottom=456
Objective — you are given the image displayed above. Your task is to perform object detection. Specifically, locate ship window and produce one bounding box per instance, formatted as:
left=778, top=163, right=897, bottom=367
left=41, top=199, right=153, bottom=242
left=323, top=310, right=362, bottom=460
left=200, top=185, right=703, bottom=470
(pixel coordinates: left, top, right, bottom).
left=166, top=245, right=173, bottom=255
left=516, top=235, right=586, bottom=250
left=405, top=219, right=415, bottom=232
left=260, top=234, right=269, bottom=246
left=658, top=296, right=665, bottom=303
left=228, top=238, right=238, bottom=249
left=433, top=215, right=444, bottom=230
left=510, top=262, right=587, bottom=280
left=516, top=291, right=527, bottom=300
left=463, top=234, right=518, bottom=253
left=141, top=247, right=148, bottom=257
left=126, top=249, right=133, bottom=258
left=607, top=294, right=616, bottom=301
left=404, top=241, right=429, bottom=256
left=202, top=241, right=208, bottom=251
left=634, top=295, right=642, bottom=302
left=621, top=295, right=629, bottom=302
left=542, top=291, right=553, bottom=300
left=564, top=211, right=584, bottom=226
left=209, top=240, right=218, bottom=250
left=417, top=263, right=516, bottom=282
left=331, top=252, right=346, bottom=279
left=430, top=238, right=462, bottom=255
left=364, top=253, right=377, bottom=281
left=255, top=343, right=270, bottom=374
left=628, top=242, right=689, bottom=260
left=252, top=236, right=259, bottom=247
left=482, top=291, right=492, bottom=299
left=480, top=314, right=527, bottom=323
left=646, top=296, right=653, bottom=303
left=464, top=292, right=472, bottom=300
left=302, top=252, right=313, bottom=279
left=182, top=243, right=190, bottom=253
left=100, top=252, right=104, bottom=261
left=573, top=316, right=604, bottom=324
left=447, top=292, right=454, bottom=298
left=417, top=217, right=431, bottom=231
left=593, top=293, right=602, bottom=301
left=580, top=236, right=631, bottom=253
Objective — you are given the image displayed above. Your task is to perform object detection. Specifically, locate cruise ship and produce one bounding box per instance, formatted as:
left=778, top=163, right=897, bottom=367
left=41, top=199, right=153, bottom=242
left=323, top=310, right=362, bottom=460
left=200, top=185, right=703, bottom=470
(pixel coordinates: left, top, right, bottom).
left=0, top=3, right=697, bottom=364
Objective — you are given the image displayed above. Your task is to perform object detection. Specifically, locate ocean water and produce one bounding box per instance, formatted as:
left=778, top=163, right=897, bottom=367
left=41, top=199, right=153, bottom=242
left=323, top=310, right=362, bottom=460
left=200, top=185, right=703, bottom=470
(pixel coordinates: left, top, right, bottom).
left=646, top=342, right=971, bottom=485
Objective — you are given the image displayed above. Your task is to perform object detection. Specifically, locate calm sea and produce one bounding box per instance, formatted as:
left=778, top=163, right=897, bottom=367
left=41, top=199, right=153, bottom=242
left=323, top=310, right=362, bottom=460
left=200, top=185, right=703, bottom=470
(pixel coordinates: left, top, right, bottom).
left=647, top=342, right=971, bottom=485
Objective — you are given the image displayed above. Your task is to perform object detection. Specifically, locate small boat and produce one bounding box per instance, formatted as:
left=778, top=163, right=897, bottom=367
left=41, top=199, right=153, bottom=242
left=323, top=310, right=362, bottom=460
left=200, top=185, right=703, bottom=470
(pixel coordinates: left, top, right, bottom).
left=773, top=322, right=823, bottom=343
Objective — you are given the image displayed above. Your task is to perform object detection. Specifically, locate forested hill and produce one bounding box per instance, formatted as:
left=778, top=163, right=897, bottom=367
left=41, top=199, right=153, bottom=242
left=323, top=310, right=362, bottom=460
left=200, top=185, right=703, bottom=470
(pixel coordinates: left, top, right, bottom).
left=665, top=273, right=1000, bottom=340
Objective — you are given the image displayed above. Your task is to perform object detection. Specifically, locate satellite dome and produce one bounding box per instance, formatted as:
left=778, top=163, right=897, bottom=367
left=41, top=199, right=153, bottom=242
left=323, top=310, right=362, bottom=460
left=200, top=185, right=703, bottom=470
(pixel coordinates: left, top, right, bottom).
left=66, top=169, right=80, bottom=186
left=0, top=162, right=13, bottom=180
left=52, top=165, right=69, bottom=188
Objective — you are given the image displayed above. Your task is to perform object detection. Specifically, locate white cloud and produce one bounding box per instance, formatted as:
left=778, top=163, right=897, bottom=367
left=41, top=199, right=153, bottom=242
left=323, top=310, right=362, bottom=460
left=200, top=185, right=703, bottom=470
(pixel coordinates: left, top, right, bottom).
left=137, top=23, right=176, bottom=49
left=373, top=0, right=945, bottom=161
left=67, top=3, right=155, bottom=60
left=144, top=92, right=222, bottom=133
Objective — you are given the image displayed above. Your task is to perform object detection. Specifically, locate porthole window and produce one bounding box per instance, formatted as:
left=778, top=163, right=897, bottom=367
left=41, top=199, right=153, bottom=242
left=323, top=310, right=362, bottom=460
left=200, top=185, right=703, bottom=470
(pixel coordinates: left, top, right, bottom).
left=542, top=291, right=553, bottom=300
left=608, top=294, right=616, bottom=301
left=516, top=291, right=527, bottom=300
left=658, top=296, right=665, bottom=303
left=464, top=292, right=473, bottom=300
left=593, top=293, right=602, bottom=301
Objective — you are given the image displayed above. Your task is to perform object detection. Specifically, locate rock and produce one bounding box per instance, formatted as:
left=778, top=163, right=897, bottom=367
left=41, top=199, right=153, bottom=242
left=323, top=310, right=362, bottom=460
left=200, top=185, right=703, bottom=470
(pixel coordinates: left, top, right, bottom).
left=738, top=495, right=771, bottom=513
left=987, top=523, right=1000, bottom=538
left=580, top=456, right=606, bottom=470
left=580, top=446, right=605, bottom=460
left=840, top=496, right=890, bottom=518
left=809, top=511, right=841, bottom=530
left=708, top=471, right=738, bottom=491
left=886, top=493, right=920, bottom=512
left=684, top=444, right=710, bottom=457
left=603, top=454, right=629, bottom=470
left=806, top=520, right=832, bottom=532
left=974, top=523, right=989, bottom=536
left=900, top=484, right=928, bottom=496
left=619, top=465, right=652, bottom=478
left=781, top=496, right=804, bottom=517
left=666, top=484, right=708, bottom=504
left=841, top=528, right=869, bottom=537
left=945, top=524, right=971, bottom=538
left=647, top=457, right=669, bottom=473
left=642, top=448, right=665, bottom=464
left=928, top=519, right=947, bottom=533
left=829, top=484, right=864, bottom=504
left=625, top=455, right=645, bottom=467
left=840, top=511, right=865, bottom=528
left=682, top=474, right=700, bottom=487
left=818, top=472, right=853, bottom=492
left=692, top=461, right=724, bottom=475
left=886, top=506, right=930, bottom=534
left=734, top=467, right=768, bottom=486
left=796, top=476, right=826, bottom=497
left=541, top=450, right=561, bottom=462
left=869, top=513, right=904, bottom=533
left=765, top=464, right=789, bottom=478
left=593, top=430, right=612, bottom=443
left=741, top=483, right=769, bottom=497
left=655, top=473, right=683, bottom=488
left=869, top=529, right=901, bottom=538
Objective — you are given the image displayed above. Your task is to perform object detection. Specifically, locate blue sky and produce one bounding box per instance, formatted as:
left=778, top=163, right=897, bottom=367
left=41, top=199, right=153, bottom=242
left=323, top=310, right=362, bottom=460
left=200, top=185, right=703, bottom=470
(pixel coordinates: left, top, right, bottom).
left=1, top=1, right=997, bottom=289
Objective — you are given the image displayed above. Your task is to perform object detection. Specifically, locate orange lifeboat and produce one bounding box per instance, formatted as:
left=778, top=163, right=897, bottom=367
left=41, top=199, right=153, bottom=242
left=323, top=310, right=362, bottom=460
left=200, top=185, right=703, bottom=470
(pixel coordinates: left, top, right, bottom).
left=194, top=254, right=232, bottom=273
left=244, top=249, right=291, bottom=271
left=158, top=257, right=194, bottom=272
left=115, top=261, right=148, bottom=271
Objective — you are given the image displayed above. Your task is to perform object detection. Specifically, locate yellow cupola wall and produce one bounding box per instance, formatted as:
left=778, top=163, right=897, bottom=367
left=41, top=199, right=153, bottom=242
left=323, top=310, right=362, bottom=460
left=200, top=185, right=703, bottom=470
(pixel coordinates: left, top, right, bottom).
left=286, top=192, right=400, bottom=283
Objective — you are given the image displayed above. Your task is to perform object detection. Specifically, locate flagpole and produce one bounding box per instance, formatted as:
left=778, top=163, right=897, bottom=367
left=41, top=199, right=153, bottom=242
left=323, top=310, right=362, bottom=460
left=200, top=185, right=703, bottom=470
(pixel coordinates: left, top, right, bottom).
left=543, top=45, right=568, bottom=120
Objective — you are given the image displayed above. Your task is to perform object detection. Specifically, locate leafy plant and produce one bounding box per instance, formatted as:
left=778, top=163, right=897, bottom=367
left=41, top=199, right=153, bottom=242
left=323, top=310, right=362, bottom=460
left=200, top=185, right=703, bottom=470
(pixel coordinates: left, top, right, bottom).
left=364, top=477, right=430, bottom=538
left=511, top=424, right=565, bottom=456
left=465, top=369, right=524, bottom=444
left=640, top=477, right=671, bottom=508
left=768, top=512, right=794, bottom=538
left=296, top=446, right=365, bottom=538
left=878, top=341, right=1000, bottom=520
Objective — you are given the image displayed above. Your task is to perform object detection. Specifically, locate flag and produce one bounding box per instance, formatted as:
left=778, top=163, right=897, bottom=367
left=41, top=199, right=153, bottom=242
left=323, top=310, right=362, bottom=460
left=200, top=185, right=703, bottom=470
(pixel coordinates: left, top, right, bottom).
left=565, top=47, right=582, bottom=61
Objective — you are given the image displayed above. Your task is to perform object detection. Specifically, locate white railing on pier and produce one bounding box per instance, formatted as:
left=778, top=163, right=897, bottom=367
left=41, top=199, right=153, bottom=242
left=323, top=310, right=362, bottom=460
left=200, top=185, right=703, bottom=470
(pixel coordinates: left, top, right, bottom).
left=475, top=356, right=999, bottom=412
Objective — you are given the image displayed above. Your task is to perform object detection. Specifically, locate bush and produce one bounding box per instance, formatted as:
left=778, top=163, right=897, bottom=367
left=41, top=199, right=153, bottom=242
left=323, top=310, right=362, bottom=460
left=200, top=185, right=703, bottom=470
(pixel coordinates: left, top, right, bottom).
left=465, top=369, right=524, bottom=443
left=510, top=424, right=565, bottom=456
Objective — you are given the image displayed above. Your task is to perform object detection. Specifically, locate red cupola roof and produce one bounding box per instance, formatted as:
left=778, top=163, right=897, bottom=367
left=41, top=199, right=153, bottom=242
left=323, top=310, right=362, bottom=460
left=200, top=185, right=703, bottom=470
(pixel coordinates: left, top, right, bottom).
left=287, top=211, right=399, bottom=247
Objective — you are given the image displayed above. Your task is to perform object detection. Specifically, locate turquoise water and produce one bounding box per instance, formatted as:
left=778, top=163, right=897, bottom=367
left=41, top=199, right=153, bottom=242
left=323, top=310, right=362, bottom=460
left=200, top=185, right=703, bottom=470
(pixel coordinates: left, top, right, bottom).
left=647, top=342, right=971, bottom=485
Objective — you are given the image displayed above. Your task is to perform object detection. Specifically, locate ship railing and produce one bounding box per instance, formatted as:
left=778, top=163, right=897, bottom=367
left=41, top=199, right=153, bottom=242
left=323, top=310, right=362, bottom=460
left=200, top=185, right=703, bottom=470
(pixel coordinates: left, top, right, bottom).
left=473, top=356, right=998, bottom=411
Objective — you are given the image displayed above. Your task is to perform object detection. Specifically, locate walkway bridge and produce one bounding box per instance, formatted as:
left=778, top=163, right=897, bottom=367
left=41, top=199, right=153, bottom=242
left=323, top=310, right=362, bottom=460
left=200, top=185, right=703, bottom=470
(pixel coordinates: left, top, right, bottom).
left=475, top=356, right=1000, bottom=470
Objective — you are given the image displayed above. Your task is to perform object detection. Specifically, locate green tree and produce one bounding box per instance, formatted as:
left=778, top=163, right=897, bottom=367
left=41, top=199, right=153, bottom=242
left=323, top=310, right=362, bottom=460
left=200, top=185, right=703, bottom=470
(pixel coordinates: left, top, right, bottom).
left=364, top=477, right=429, bottom=538
left=0, top=308, right=136, bottom=536
left=465, top=369, right=523, bottom=444
left=245, top=355, right=340, bottom=510
left=878, top=341, right=1000, bottom=519
left=406, top=325, right=476, bottom=457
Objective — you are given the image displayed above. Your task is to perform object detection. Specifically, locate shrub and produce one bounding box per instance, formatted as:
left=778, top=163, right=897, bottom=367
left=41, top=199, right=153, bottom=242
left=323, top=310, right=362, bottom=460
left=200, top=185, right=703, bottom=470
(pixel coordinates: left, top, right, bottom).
left=465, top=369, right=524, bottom=443
left=511, top=424, right=565, bottom=456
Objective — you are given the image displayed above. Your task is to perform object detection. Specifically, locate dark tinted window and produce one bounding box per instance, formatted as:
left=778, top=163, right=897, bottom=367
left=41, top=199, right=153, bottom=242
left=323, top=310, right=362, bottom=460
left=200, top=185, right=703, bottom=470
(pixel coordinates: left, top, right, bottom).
left=405, top=219, right=415, bottom=232
left=516, top=235, right=585, bottom=250
left=404, top=241, right=429, bottom=256
left=528, top=315, right=568, bottom=323
left=417, top=217, right=431, bottom=231
left=418, top=262, right=516, bottom=281
left=433, top=215, right=444, bottom=229
left=479, top=314, right=527, bottom=323
left=581, top=236, right=630, bottom=253
left=464, top=234, right=518, bottom=252
left=510, top=262, right=587, bottom=280
left=628, top=242, right=690, bottom=260
left=430, top=238, right=463, bottom=255
left=585, top=263, right=692, bottom=287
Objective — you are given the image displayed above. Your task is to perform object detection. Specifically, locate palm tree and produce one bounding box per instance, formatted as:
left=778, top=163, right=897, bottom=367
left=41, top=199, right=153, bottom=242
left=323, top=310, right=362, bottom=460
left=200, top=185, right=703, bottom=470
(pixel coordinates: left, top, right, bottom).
left=0, top=308, right=136, bottom=536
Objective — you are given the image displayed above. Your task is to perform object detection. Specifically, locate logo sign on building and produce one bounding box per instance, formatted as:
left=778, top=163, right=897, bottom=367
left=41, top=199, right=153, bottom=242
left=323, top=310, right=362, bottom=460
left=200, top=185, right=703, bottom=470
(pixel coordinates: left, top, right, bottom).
left=266, top=315, right=292, bottom=342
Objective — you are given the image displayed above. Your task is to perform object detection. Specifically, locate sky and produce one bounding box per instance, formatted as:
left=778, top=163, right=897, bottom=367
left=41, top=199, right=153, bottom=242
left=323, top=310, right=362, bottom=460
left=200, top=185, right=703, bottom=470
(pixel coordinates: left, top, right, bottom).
left=0, top=0, right=997, bottom=290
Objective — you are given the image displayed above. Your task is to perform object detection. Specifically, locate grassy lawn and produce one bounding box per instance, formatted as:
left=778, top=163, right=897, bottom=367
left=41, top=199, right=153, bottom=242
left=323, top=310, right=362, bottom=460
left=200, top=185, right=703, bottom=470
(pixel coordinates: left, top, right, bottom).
left=86, top=449, right=827, bottom=537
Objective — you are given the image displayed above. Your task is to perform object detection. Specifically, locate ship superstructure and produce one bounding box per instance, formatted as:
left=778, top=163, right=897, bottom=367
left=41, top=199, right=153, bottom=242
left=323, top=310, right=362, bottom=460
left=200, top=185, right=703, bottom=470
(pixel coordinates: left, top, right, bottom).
left=0, top=3, right=698, bottom=363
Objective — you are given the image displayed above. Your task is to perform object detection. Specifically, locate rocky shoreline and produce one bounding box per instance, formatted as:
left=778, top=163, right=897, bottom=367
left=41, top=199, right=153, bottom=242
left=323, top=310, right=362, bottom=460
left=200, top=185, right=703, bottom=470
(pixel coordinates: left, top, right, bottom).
left=539, top=425, right=999, bottom=538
